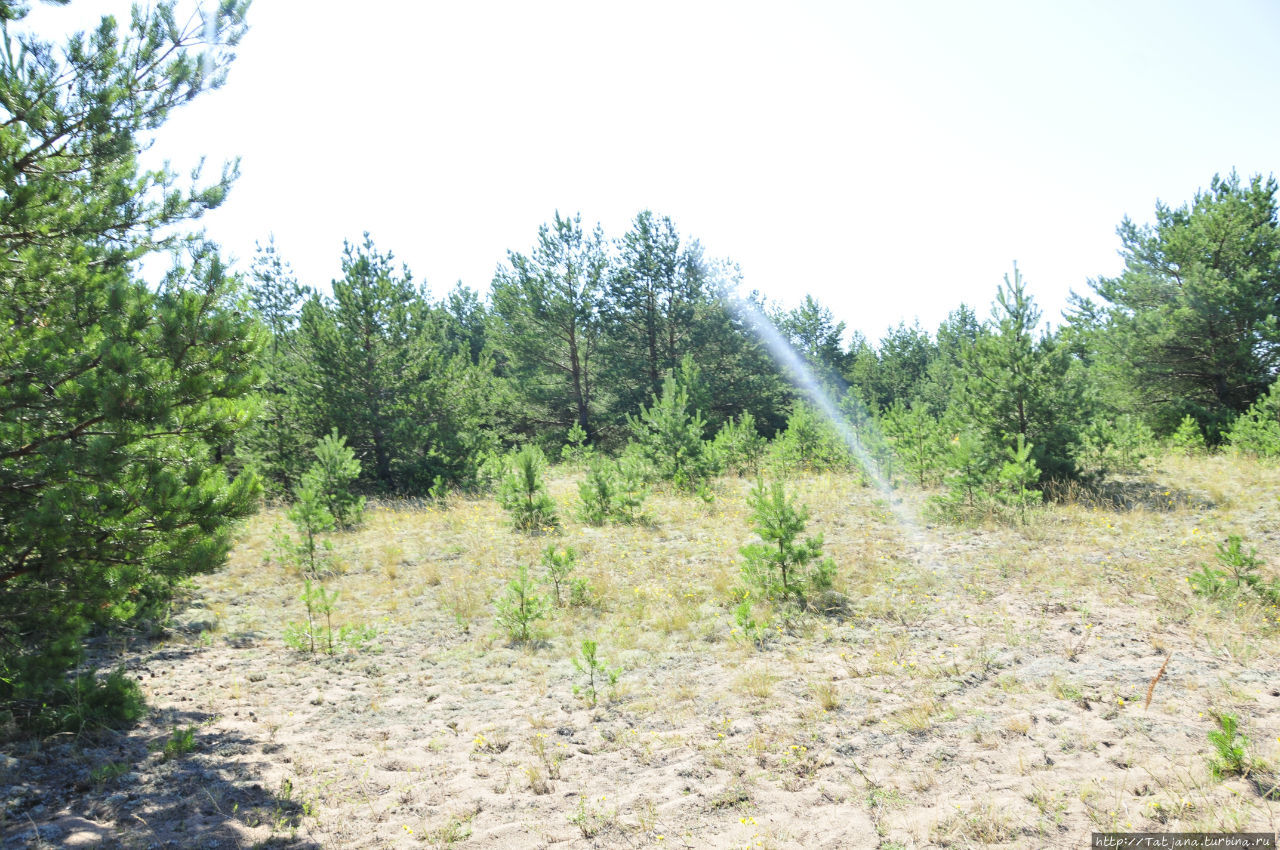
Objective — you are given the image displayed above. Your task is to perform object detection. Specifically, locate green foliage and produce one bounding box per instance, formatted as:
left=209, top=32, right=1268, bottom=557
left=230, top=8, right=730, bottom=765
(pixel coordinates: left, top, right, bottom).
left=303, top=430, right=365, bottom=529
left=849, top=321, right=937, bottom=411
left=498, top=445, right=560, bottom=532
left=296, top=235, right=503, bottom=493
left=572, top=639, right=620, bottom=707
left=567, top=576, right=593, bottom=608
left=1226, top=381, right=1280, bottom=457
left=494, top=566, right=550, bottom=644
left=712, top=411, right=767, bottom=477
left=733, top=598, right=772, bottom=650
left=997, top=434, right=1043, bottom=524
left=928, top=431, right=1044, bottom=525
left=739, top=478, right=836, bottom=607
left=1168, top=414, right=1208, bottom=456
left=22, top=668, right=146, bottom=736
left=541, top=545, right=577, bottom=607
left=285, top=482, right=335, bottom=577
left=283, top=579, right=376, bottom=656
left=237, top=236, right=310, bottom=497
left=89, top=761, right=131, bottom=786
left=577, top=456, right=648, bottom=526
left=1076, top=415, right=1155, bottom=476
left=599, top=211, right=715, bottom=428
left=491, top=212, right=607, bottom=439
left=1083, top=173, right=1280, bottom=437
left=627, top=363, right=718, bottom=491
left=1189, top=535, right=1280, bottom=606
left=959, top=265, right=1083, bottom=481
left=881, top=401, right=949, bottom=487
left=1207, top=713, right=1251, bottom=779
left=768, top=402, right=852, bottom=473
left=560, top=422, right=594, bottom=467
left=777, top=295, right=851, bottom=384
left=0, top=1, right=259, bottom=701
left=158, top=726, right=198, bottom=761
left=1213, top=535, right=1266, bottom=588
left=930, top=431, right=993, bottom=521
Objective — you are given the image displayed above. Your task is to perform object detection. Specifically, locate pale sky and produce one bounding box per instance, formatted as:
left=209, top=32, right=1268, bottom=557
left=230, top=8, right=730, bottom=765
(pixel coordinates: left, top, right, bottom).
left=22, top=1, right=1280, bottom=341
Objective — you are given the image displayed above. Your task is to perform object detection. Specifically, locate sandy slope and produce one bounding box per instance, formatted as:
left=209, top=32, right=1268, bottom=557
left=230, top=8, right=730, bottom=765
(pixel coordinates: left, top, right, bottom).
left=4, top=456, right=1279, bottom=848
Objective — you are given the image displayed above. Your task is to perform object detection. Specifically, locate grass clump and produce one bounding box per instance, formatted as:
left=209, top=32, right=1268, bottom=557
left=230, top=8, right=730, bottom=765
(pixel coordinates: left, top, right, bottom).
left=155, top=725, right=198, bottom=760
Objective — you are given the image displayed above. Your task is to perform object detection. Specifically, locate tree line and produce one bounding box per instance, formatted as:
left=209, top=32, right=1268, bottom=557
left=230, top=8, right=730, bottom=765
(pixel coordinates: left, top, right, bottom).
left=236, top=168, right=1280, bottom=500
left=3, top=0, right=1279, bottom=718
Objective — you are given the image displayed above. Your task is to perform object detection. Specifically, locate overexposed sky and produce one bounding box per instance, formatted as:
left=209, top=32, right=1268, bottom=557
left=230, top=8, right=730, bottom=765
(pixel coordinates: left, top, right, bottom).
left=21, top=1, right=1280, bottom=341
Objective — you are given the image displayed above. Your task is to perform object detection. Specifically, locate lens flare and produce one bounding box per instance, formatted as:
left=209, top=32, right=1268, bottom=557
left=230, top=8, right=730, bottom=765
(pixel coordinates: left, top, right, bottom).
left=728, top=296, right=932, bottom=551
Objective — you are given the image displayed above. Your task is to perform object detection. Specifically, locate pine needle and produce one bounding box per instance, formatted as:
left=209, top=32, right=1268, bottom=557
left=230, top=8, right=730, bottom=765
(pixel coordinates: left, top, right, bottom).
left=1144, top=652, right=1172, bottom=712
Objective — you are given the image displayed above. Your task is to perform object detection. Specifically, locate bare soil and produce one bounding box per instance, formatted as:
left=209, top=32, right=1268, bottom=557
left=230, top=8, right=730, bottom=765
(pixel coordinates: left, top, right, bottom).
left=4, top=455, right=1279, bottom=848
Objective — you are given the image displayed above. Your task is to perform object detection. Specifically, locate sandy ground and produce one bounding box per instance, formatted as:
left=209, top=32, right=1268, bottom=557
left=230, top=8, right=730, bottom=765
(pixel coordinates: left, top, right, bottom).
left=4, top=455, right=1280, bottom=848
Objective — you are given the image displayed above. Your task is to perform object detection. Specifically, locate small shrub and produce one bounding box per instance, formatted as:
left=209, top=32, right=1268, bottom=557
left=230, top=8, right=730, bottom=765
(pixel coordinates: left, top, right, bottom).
left=929, top=431, right=994, bottom=522
left=1076, top=414, right=1155, bottom=476
left=1208, top=712, right=1251, bottom=779
left=739, top=478, right=836, bottom=608
left=881, top=401, right=948, bottom=487
left=560, top=422, right=594, bottom=467
left=285, top=481, right=336, bottom=577
left=89, top=761, right=131, bottom=785
left=495, top=566, right=549, bottom=643
left=572, top=639, right=620, bottom=707
left=997, top=433, right=1042, bottom=524
left=1190, top=535, right=1280, bottom=606
left=577, top=457, right=648, bottom=525
left=498, top=445, right=560, bottom=532
left=542, top=545, right=577, bottom=607
left=733, top=598, right=772, bottom=649
left=25, top=668, right=146, bottom=735
left=1168, top=414, right=1207, bottom=456
left=157, top=725, right=198, bottom=760
left=284, top=580, right=377, bottom=656
left=767, top=402, right=851, bottom=473
left=567, top=577, right=592, bottom=608
left=1227, top=383, right=1280, bottom=457
left=712, top=412, right=766, bottom=477
left=627, top=361, right=718, bottom=492
left=303, top=430, right=365, bottom=529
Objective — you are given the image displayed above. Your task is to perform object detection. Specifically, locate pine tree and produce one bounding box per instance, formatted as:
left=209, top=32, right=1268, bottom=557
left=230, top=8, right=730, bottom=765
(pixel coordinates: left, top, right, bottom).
left=301, top=430, right=365, bottom=529
left=739, top=478, right=835, bottom=606
left=959, top=265, right=1083, bottom=481
left=238, top=236, right=309, bottom=495
left=627, top=358, right=717, bottom=492
left=601, top=210, right=706, bottom=416
left=777, top=294, right=849, bottom=389
left=296, top=236, right=501, bottom=493
left=1083, top=173, right=1280, bottom=438
left=0, top=1, right=258, bottom=703
left=491, top=212, right=607, bottom=439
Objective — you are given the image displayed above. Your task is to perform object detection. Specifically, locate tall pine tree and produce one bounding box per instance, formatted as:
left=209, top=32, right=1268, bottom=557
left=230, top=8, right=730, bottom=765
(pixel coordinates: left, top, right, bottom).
left=491, top=212, right=607, bottom=439
left=1081, top=172, right=1280, bottom=437
left=0, top=1, right=260, bottom=698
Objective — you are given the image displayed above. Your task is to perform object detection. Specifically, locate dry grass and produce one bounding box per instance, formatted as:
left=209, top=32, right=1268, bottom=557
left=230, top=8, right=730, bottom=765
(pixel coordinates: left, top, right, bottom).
left=26, top=454, right=1280, bottom=848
